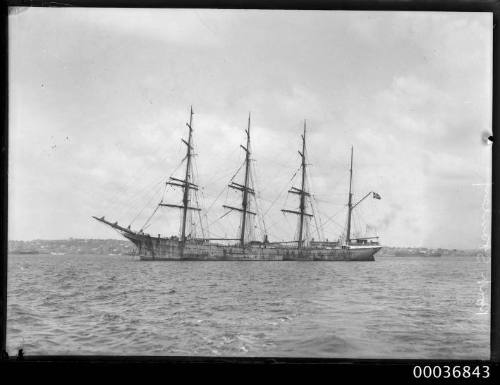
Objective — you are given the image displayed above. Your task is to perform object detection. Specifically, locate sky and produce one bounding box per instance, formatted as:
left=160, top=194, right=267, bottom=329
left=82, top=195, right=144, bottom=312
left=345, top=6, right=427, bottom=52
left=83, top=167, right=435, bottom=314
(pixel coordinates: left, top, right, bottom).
left=8, top=8, right=492, bottom=249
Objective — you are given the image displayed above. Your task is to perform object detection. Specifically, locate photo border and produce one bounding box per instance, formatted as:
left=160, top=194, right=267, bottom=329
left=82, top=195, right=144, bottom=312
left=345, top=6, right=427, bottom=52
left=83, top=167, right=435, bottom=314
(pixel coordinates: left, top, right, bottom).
left=1, top=0, right=498, bottom=382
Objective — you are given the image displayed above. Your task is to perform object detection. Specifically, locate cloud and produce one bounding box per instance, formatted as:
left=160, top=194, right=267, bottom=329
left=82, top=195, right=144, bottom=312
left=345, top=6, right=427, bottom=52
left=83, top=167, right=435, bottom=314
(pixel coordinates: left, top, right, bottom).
left=66, top=8, right=224, bottom=48
left=8, top=9, right=492, bottom=249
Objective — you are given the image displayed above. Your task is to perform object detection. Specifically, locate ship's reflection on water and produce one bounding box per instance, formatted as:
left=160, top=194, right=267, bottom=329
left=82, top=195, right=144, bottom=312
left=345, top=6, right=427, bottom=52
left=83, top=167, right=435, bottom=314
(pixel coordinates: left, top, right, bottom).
left=7, top=253, right=489, bottom=359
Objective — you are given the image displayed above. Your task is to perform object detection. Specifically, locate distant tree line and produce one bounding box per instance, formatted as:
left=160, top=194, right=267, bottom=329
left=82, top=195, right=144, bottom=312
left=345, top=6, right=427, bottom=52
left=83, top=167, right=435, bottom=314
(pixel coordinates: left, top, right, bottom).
left=8, top=239, right=136, bottom=255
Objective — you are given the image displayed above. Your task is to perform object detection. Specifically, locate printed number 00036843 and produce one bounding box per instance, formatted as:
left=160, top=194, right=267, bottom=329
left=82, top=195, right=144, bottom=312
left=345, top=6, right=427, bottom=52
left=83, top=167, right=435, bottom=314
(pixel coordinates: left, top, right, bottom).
left=413, top=365, right=490, bottom=379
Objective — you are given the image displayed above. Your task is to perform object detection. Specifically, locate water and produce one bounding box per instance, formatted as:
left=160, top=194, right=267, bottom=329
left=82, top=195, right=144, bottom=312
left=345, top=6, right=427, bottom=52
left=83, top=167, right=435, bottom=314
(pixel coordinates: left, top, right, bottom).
left=7, top=253, right=490, bottom=358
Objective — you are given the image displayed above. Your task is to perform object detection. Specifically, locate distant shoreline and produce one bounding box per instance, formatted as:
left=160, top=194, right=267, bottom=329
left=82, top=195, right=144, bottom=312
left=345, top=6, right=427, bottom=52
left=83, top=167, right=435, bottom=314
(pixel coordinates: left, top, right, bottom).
left=7, top=239, right=489, bottom=257
left=8, top=238, right=136, bottom=256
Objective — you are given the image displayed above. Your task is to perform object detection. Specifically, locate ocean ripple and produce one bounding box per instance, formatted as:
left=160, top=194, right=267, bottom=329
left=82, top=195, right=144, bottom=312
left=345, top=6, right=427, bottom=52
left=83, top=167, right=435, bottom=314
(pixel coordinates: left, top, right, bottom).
left=6, top=253, right=490, bottom=358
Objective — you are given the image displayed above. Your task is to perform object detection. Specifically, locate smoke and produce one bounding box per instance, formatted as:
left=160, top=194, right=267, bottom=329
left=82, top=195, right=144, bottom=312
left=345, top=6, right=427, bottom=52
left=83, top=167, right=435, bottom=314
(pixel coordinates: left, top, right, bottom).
left=376, top=202, right=403, bottom=230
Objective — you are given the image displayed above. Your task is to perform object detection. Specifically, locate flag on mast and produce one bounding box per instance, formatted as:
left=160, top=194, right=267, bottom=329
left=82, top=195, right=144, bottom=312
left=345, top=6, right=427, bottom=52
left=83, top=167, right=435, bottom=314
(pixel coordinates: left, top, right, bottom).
left=372, top=192, right=381, bottom=200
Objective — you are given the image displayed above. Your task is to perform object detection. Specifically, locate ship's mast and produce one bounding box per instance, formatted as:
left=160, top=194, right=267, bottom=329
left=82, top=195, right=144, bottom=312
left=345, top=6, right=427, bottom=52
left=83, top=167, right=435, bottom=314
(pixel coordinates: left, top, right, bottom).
left=239, top=113, right=252, bottom=246
left=159, top=106, right=201, bottom=247
left=298, top=121, right=307, bottom=248
left=180, top=106, right=194, bottom=246
left=282, top=120, right=312, bottom=249
left=345, top=146, right=354, bottom=245
left=223, top=113, right=257, bottom=247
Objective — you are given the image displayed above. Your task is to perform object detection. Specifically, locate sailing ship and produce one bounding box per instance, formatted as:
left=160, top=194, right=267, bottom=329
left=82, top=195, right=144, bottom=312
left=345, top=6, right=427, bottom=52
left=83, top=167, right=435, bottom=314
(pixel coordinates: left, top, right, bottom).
left=94, top=107, right=382, bottom=261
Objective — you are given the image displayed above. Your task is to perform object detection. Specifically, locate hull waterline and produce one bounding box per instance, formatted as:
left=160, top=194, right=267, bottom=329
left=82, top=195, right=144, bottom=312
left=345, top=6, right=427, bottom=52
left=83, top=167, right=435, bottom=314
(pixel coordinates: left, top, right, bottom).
left=122, top=232, right=380, bottom=261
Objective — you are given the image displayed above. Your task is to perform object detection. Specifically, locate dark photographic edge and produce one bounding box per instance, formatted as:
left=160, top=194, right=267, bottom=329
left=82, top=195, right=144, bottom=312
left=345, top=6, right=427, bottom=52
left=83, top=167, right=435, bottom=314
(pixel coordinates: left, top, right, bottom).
left=0, top=1, right=498, bottom=382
